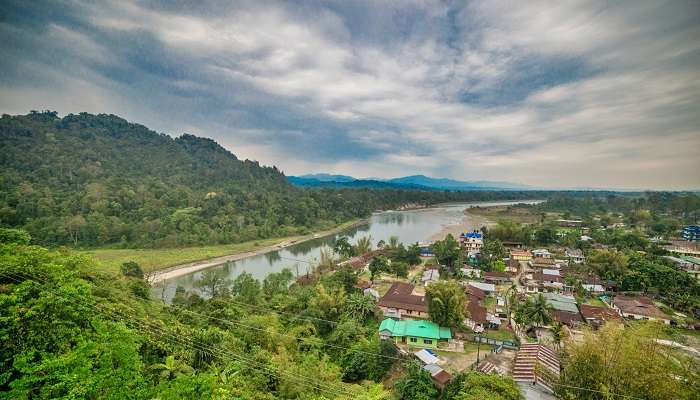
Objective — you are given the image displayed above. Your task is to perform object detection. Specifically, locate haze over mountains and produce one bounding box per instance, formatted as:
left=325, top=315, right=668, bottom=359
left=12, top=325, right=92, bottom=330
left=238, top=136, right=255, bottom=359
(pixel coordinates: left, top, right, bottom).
left=290, top=174, right=531, bottom=191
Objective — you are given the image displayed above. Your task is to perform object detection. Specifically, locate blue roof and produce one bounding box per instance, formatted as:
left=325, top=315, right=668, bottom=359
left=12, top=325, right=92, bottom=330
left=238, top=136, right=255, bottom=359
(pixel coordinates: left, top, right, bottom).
left=462, top=232, right=483, bottom=239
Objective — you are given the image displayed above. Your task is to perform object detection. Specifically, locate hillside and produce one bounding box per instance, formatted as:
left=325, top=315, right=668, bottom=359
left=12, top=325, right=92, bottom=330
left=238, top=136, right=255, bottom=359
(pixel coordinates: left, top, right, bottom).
left=289, top=173, right=530, bottom=191
left=0, top=111, right=541, bottom=248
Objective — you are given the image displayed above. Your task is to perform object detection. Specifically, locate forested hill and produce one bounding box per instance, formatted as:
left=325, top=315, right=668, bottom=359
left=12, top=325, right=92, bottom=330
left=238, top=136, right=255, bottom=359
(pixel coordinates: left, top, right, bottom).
left=0, top=111, right=541, bottom=248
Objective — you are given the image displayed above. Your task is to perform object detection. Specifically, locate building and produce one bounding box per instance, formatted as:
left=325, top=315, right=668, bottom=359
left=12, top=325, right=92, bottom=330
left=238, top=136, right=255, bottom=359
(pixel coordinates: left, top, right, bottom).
left=565, top=248, right=585, bottom=264
left=465, top=295, right=501, bottom=331
left=467, top=281, right=496, bottom=293
left=378, top=318, right=452, bottom=349
left=414, top=349, right=439, bottom=365
left=529, top=257, right=557, bottom=269
left=483, top=271, right=513, bottom=284
left=505, top=258, right=520, bottom=274
left=460, top=231, right=484, bottom=252
left=552, top=310, right=584, bottom=327
left=511, top=249, right=533, bottom=261
left=466, top=284, right=487, bottom=301
left=611, top=295, right=671, bottom=324
left=532, top=249, right=552, bottom=258
left=556, top=219, right=584, bottom=227
left=421, top=268, right=440, bottom=286
left=502, top=241, right=524, bottom=249
left=418, top=242, right=434, bottom=257
left=543, top=293, right=578, bottom=313
left=682, top=225, right=700, bottom=241
left=461, top=266, right=482, bottom=278
left=363, top=287, right=380, bottom=300
left=580, top=304, right=622, bottom=328
left=422, top=363, right=452, bottom=389
left=521, top=270, right=566, bottom=293
left=377, top=282, right=428, bottom=319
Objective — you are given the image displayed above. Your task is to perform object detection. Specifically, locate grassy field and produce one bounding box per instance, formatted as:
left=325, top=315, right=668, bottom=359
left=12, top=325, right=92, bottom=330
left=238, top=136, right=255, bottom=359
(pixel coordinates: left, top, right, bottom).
left=468, top=204, right=551, bottom=224
left=78, top=219, right=362, bottom=274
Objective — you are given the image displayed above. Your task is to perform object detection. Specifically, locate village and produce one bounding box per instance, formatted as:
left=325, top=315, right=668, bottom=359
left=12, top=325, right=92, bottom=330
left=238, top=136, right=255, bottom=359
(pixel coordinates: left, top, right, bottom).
left=349, top=218, right=700, bottom=399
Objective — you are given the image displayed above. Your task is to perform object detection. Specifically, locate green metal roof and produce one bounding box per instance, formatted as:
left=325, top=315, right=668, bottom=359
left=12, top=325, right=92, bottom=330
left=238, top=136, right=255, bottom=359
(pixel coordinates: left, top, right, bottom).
left=379, top=318, right=452, bottom=340
left=680, top=255, right=700, bottom=265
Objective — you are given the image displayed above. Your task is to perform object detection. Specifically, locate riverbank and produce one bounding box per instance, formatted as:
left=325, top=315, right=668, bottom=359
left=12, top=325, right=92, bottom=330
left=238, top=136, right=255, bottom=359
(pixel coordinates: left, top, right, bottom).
left=79, top=219, right=365, bottom=277
left=427, top=208, right=495, bottom=242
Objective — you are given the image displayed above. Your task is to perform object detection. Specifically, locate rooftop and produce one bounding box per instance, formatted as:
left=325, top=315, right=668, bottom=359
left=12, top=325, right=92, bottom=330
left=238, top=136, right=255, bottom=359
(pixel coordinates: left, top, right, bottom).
left=613, top=295, right=669, bottom=320
left=580, top=304, right=622, bottom=322
left=379, top=318, right=452, bottom=340
left=377, top=282, right=428, bottom=312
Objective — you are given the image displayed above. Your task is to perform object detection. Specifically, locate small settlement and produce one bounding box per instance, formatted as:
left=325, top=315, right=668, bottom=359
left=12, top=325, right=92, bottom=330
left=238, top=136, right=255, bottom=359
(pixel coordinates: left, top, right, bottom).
left=356, top=218, right=699, bottom=399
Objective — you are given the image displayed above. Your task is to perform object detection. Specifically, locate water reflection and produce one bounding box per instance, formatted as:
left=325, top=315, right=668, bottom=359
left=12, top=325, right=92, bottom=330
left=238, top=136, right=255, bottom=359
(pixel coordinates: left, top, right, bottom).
left=154, top=200, right=542, bottom=301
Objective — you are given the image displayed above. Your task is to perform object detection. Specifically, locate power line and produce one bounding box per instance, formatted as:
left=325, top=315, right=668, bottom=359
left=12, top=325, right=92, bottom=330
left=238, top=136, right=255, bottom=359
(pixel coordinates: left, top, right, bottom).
left=0, top=272, right=357, bottom=399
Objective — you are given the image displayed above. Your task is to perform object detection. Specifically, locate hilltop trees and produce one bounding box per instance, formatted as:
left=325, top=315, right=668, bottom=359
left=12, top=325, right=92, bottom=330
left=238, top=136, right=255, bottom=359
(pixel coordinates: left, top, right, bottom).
left=432, top=234, right=461, bottom=269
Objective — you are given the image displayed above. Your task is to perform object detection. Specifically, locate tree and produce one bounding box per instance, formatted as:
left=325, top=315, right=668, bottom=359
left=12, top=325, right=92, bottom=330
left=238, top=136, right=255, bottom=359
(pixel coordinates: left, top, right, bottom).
left=369, top=256, right=389, bottom=281
left=194, top=270, right=231, bottom=298
left=405, top=242, right=422, bottom=265
left=432, top=234, right=461, bottom=268
left=490, top=259, right=506, bottom=273
left=425, top=280, right=465, bottom=329
left=345, top=292, right=377, bottom=321
left=387, top=235, right=399, bottom=250
left=120, top=261, right=144, bottom=279
left=262, top=268, right=294, bottom=297
left=354, top=236, right=373, bottom=255
left=393, top=361, right=438, bottom=400
left=559, top=322, right=699, bottom=400
left=231, top=272, right=261, bottom=304
left=454, top=373, right=521, bottom=400
left=481, top=238, right=507, bottom=266
left=0, top=228, right=31, bottom=245
left=551, top=323, right=564, bottom=351
left=588, top=249, right=628, bottom=281
left=391, top=261, right=409, bottom=278
left=534, top=226, right=557, bottom=245
left=150, top=355, right=194, bottom=383
left=334, top=236, right=355, bottom=258
left=341, top=338, right=397, bottom=382
left=526, top=294, right=553, bottom=328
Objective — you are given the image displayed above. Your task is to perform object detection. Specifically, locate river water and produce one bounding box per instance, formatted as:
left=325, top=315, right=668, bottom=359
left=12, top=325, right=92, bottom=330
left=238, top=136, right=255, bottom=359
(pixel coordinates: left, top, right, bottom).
left=153, top=200, right=542, bottom=301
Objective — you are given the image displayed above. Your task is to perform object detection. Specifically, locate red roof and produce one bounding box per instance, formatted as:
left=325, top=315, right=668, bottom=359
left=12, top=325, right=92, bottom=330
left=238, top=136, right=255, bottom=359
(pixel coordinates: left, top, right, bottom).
left=466, top=284, right=487, bottom=301
left=377, top=282, right=428, bottom=312
left=612, top=295, right=669, bottom=320
left=580, top=304, right=622, bottom=322
left=552, top=310, right=583, bottom=326
left=467, top=298, right=488, bottom=323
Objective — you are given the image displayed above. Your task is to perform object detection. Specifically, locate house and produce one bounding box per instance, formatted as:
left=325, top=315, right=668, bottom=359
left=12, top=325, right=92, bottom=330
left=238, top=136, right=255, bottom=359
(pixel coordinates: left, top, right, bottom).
left=465, top=294, right=501, bottom=331
left=565, top=248, right=585, bottom=264
left=532, top=249, right=552, bottom=258
left=460, top=231, right=484, bottom=252
left=552, top=310, right=584, bottom=327
left=502, top=241, right=524, bottom=249
left=461, top=266, right=482, bottom=278
left=543, top=293, right=579, bottom=313
left=663, top=255, right=694, bottom=270
left=556, top=219, right=583, bottom=227
left=414, top=348, right=439, bottom=365
left=521, top=270, right=566, bottom=293
left=529, top=257, right=557, bottom=269
left=682, top=225, right=700, bottom=241
left=378, top=318, right=452, bottom=349
left=466, top=284, right=487, bottom=301
left=513, top=344, right=560, bottom=394
left=467, top=281, right=496, bottom=293
left=377, top=282, right=428, bottom=319
left=483, top=271, right=513, bottom=284
left=580, top=304, right=622, bottom=328
left=611, top=295, right=671, bottom=324
left=505, top=258, right=520, bottom=274
left=418, top=242, right=434, bottom=257
left=421, top=268, right=440, bottom=286
left=580, top=235, right=593, bottom=241
left=422, top=363, right=452, bottom=389
left=511, top=249, right=533, bottom=261
left=582, top=284, right=605, bottom=294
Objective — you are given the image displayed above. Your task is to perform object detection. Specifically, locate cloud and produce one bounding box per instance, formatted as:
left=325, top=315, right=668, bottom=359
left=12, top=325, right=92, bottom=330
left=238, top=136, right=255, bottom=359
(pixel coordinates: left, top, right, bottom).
left=0, top=0, right=699, bottom=189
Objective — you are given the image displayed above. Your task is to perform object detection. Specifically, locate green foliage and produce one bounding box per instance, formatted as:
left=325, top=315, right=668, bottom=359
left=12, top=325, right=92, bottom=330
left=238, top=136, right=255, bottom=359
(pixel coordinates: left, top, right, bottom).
left=120, top=261, right=144, bottom=279
left=194, top=270, right=231, bottom=298
left=369, top=256, right=389, bottom=281
left=345, top=293, right=377, bottom=321
left=559, top=322, right=700, bottom=400
left=481, top=238, right=507, bottom=267
left=432, top=234, right=460, bottom=268
left=0, top=113, right=541, bottom=249
left=340, top=337, right=397, bottom=382
left=333, top=236, right=355, bottom=258
left=0, top=228, right=31, bottom=245
left=454, top=373, right=521, bottom=400
left=425, top=280, right=465, bottom=329
left=393, top=361, right=438, bottom=400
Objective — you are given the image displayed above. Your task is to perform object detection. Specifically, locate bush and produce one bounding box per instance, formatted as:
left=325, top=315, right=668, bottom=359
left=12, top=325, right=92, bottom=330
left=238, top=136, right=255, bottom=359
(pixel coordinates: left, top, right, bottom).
left=120, top=261, right=144, bottom=279
left=0, top=228, right=31, bottom=245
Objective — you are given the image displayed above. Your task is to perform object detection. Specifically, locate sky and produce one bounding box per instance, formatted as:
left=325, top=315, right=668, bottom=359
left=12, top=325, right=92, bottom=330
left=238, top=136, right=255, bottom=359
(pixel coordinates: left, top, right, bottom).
left=1, top=0, right=699, bottom=190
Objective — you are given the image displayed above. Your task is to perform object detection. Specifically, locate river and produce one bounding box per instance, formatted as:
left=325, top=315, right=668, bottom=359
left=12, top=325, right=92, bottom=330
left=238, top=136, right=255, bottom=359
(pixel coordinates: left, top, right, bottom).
left=152, top=199, right=543, bottom=301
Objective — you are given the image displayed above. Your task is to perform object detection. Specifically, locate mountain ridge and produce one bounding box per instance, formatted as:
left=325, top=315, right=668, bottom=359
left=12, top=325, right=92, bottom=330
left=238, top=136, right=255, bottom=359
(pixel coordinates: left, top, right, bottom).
left=291, top=173, right=530, bottom=191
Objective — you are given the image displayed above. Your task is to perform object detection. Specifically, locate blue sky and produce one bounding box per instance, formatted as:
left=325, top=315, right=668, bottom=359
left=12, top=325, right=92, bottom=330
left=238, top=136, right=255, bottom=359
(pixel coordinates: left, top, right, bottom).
left=1, top=0, right=699, bottom=189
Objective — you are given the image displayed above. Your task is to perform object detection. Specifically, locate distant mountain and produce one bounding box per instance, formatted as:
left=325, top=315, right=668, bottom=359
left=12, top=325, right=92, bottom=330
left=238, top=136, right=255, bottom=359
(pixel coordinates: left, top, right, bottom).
left=289, top=173, right=530, bottom=191
left=387, top=175, right=530, bottom=190
left=297, top=173, right=357, bottom=183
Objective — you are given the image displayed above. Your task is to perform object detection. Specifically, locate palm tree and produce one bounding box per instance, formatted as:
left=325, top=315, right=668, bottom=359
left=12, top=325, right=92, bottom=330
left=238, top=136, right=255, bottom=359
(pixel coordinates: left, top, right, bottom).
left=527, top=294, right=553, bottom=328
left=353, top=236, right=372, bottom=255
left=150, top=355, right=194, bottom=382
left=388, top=235, right=399, bottom=250
left=551, top=323, right=564, bottom=351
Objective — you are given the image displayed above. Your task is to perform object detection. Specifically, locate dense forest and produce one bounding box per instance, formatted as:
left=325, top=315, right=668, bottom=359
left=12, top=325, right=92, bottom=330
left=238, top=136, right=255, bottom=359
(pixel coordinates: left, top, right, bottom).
left=0, top=111, right=550, bottom=248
